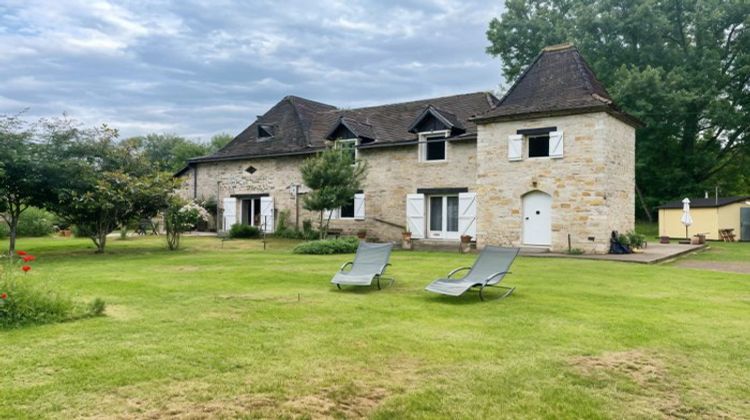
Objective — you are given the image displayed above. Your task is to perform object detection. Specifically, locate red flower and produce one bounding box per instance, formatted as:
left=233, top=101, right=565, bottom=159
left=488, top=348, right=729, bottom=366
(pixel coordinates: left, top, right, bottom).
left=22, top=255, right=35, bottom=262
left=22, top=265, right=31, bottom=272
left=1, top=293, right=7, bottom=299
left=16, top=251, right=27, bottom=256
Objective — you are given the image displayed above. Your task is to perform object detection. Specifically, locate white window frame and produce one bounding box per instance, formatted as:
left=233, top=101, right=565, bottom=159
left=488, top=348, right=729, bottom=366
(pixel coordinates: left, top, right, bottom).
left=336, top=138, right=358, bottom=163
left=418, top=130, right=450, bottom=163
left=427, top=194, right=460, bottom=240
left=337, top=195, right=356, bottom=220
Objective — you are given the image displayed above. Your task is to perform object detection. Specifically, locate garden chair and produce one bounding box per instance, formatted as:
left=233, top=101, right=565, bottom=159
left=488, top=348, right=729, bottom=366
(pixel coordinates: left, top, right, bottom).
left=331, top=242, right=394, bottom=290
left=425, top=246, right=519, bottom=301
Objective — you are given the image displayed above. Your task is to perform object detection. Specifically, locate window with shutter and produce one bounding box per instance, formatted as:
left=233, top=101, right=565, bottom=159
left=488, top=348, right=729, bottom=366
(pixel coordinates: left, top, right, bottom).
left=354, top=193, right=365, bottom=220
left=458, top=192, right=477, bottom=238
left=259, top=196, right=274, bottom=233
left=222, top=197, right=237, bottom=231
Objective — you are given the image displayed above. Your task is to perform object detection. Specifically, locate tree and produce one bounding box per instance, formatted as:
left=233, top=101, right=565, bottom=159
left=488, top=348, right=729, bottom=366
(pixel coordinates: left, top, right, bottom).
left=124, top=134, right=210, bottom=173
left=300, top=148, right=367, bottom=238
left=53, top=126, right=175, bottom=253
left=209, top=133, right=233, bottom=151
left=164, top=199, right=210, bottom=250
left=0, top=116, right=72, bottom=256
left=486, top=0, right=750, bottom=218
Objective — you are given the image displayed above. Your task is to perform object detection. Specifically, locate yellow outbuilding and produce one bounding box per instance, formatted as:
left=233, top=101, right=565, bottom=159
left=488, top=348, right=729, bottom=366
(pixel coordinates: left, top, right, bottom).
left=658, top=196, right=750, bottom=241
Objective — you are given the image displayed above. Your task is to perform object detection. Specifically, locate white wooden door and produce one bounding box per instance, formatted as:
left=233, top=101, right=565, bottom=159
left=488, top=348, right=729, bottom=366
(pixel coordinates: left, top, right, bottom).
left=406, top=194, right=425, bottom=239
left=428, top=195, right=459, bottom=240
left=458, top=192, right=477, bottom=238
left=260, top=196, right=274, bottom=233
left=222, top=197, right=237, bottom=232
left=522, top=191, right=551, bottom=245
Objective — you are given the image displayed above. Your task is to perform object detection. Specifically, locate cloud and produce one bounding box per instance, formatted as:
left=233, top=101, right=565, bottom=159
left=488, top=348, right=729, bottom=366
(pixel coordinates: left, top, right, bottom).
left=0, top=0, right=506, bottom=140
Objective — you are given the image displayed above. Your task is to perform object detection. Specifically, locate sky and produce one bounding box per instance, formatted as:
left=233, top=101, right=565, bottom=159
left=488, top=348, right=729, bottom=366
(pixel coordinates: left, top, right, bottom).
left=0, top=0, right=506, bottom=141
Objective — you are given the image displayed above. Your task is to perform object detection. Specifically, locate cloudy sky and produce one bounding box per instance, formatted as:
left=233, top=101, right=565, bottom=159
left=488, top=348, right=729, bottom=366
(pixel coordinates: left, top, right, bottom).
left=0, top=0, right=506, bottom=141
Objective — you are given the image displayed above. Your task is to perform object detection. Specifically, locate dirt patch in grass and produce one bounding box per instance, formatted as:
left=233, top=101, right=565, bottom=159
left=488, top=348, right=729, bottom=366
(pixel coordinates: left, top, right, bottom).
left=283, top=384, right=389, bottom=419
left=675, top=260, right=750, bottom=274
left=570, top=350, right=739, bottom=419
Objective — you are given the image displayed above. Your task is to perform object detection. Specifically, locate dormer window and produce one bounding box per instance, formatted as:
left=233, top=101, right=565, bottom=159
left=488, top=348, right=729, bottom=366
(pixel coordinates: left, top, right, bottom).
left=419, top=131, right=449, bottom=162
left=258, top=124, right=274, bottom=139
left=336, top=138, right=358, bottom=163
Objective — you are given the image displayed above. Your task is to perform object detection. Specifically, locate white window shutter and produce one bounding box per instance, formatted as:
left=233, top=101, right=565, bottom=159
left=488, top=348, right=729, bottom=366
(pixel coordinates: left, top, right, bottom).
left=549, top=131, right=564, bottom=158
left=260, top=196, right=274, bottom=233
left=222, top=197, right=237, bottom=231
left=354, top=193, right=365, bottom=220
left=406, top=193, right=425, bottom=239
left=508, top=134, right=523, bottom=161
left=458, top=192, right=477, bottom=238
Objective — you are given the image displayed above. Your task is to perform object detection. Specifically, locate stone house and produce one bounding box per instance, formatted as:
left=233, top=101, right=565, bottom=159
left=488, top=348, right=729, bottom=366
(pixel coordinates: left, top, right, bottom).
left=177, top=44, right=641, bottom=253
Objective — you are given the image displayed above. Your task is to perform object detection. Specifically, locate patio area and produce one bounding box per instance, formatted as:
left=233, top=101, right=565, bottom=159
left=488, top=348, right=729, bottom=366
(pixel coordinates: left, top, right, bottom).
left=524, top=242, right=707, bottom=264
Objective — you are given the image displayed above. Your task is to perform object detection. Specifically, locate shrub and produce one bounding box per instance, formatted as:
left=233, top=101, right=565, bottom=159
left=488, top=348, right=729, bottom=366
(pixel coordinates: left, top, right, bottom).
left=11, top=207, right=56, bottom=237
left=164, top=200, right=211, bottom=250
left=567, top=248, right=584, bottom=255
left=293, top=236, right=360, bottom=254
left=229, top=223, right=260, bottom=239
left=0, top=251, right=106, bottom=329
left=625, top=231, right=646, bottom=249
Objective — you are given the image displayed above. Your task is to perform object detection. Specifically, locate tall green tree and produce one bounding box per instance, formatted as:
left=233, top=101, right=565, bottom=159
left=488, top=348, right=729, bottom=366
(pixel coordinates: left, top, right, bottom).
left=300, top=148, right=367, bottom=238
left=487, top=0, right=750, bottom=217
left=53, top=126, right=175, bottom=253
left=0, top=116, right=73, bottom=255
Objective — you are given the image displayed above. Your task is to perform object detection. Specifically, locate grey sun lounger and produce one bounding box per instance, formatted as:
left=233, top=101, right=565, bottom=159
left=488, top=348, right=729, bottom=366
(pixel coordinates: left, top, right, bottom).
left=331, top=242, right=394, bottom=290
left=425, top=246, right=519, bottom=300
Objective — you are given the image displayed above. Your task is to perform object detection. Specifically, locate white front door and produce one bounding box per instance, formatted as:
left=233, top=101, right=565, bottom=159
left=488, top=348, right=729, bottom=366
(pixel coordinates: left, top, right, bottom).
left=522, top=191, right=551, bottom=245
left=428, top=195, right=459, bottom=239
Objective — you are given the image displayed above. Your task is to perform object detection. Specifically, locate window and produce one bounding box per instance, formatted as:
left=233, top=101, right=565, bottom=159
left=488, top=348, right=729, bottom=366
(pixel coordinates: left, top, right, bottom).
left=419, top=131, right=449, bottom=162
left=528, top=134, right=550, bottom=158
left=258, top=124, right=273, bottom=139
left=339, top=196, right=355, bottom=218
left=337, top=139, right=357, bottom=163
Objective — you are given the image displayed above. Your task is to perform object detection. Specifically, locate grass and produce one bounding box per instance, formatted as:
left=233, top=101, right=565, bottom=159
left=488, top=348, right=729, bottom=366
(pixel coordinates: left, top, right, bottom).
left=1, top=236, right=749, bottom=418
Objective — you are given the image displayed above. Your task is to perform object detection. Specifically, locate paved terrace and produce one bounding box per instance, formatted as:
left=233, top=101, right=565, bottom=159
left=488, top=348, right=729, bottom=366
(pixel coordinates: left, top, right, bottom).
left=523, top=243, right=707, bottom=264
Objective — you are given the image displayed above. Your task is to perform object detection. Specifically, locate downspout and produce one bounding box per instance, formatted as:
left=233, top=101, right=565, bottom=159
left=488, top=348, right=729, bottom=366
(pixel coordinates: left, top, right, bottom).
left=192, top=164, right=198, bottom=199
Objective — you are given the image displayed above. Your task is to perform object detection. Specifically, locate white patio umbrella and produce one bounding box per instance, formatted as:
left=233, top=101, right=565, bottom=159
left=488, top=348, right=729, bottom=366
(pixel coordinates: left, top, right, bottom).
left=680, top=197, right=693, bottom=239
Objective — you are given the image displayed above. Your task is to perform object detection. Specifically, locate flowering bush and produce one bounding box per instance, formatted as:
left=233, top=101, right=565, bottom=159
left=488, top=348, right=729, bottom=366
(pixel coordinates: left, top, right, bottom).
left=164, top=199, right=210, bottom=250
left=0, top=251, right=106, bottom=328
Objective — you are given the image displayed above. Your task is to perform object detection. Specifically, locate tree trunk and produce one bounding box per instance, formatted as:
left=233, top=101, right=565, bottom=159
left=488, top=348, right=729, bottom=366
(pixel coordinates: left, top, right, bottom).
left=319, top=211, right=324, bottom=239
left=8, top=216, right=18, bottom=257
left=92, top=230, right=107, bottom=253
left=635, top=183, right=653, bottom=223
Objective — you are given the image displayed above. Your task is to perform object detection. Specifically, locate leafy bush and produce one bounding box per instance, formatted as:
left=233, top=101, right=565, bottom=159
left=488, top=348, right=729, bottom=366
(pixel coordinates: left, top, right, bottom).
left=625, top=231, right=646, bottom=249
left=293, top=236, right=360, bottom=254
left=1, top=207, right=57, bottom=237
left=229, top=223, right=260, bottom=239
left=0, top=252, right=106, bottom=329
left=567, top=248, right=584, bottom=255
left=277, top=210, right=290, bottom=232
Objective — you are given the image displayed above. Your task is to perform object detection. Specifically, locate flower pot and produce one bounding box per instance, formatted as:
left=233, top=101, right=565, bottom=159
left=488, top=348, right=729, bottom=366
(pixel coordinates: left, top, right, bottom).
left=659, top=236, right=670, bottom=244
left=356, top=231, right=367, bottom=239
left=460, top=235, right=472, bottom=243
left=401, top=231, right=412, bottom=250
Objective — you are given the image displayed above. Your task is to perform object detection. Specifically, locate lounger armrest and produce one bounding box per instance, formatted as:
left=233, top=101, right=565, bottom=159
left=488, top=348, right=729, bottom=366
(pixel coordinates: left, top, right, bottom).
left=483, top=271, right=511, bottom=285
left=339, top=261, right=353, bottom=272
left=447, top=266, right=472, bottom=279
left=378, top=263, right=392, bottom=275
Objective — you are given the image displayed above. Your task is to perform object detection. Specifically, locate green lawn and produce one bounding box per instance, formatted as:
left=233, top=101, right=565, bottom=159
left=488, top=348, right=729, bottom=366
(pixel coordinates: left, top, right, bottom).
left=1, top=236, right=748, bottom=418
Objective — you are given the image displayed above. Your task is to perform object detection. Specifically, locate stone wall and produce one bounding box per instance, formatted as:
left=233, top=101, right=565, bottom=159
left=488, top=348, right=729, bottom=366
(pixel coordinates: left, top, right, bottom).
left=177, top=139, right=478, bottom=242
left=177, top=112, right=634, bottom=252
left=475, top=112, right=635, bottom=253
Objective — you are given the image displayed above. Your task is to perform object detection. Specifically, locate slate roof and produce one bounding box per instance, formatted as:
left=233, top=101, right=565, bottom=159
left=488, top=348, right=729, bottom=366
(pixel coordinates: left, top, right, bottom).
left=657, top=196, right=750, bottom=209
left=190, top=92, right=499, bottom=162
left=325, top=117, right=376, bottom=141
left=472, top=44, right=641, bottom=127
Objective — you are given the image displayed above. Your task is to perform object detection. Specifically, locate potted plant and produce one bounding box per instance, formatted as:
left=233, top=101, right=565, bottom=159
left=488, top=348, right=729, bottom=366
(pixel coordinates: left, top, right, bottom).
left=356, top=229, right=367, bottom=239
left=460, top=234, right=472, bottom=243
left=402, top=228, right=412, bottom=250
